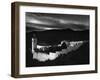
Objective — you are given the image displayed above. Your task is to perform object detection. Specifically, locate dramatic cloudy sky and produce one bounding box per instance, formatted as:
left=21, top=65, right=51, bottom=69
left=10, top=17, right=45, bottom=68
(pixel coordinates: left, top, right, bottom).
left=26, top=12, right=89, bottom=32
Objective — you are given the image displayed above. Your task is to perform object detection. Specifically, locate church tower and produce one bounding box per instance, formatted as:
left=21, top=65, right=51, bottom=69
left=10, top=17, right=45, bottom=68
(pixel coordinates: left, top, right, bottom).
left=32, top=34, right=37, bottom=53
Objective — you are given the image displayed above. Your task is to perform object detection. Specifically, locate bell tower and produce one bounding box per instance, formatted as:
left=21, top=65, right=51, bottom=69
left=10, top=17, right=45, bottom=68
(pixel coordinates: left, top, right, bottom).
left=32, top=34, right=37, bottom=53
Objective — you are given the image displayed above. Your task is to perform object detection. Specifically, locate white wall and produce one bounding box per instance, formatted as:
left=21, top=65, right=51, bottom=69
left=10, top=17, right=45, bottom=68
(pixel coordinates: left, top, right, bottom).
left=0, top=0, right=100, bottom=80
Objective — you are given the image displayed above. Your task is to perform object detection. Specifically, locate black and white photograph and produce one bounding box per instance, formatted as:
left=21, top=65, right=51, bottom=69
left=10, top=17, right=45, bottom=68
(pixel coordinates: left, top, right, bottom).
left=11, top=2, right=97, bottom=78
left=26, top=13, right=90, bottom=67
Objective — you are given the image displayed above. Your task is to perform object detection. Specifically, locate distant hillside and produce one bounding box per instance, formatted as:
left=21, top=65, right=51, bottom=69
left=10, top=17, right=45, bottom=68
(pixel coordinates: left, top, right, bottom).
left=27, top=28, right=89, bottom=45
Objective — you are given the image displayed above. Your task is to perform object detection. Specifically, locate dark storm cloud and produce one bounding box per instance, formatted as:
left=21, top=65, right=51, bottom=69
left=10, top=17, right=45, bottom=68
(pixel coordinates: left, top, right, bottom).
left=26, top=13, right=89, bottom=31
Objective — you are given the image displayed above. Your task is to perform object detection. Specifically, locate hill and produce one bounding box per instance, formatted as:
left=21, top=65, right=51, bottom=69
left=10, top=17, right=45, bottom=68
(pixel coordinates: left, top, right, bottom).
left=27, top=28, right=89, bottom=45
